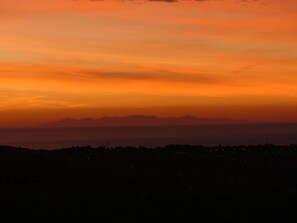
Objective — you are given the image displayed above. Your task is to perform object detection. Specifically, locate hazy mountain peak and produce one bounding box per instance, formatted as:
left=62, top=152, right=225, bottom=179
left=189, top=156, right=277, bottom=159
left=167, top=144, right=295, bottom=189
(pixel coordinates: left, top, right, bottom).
left=38, top=115, right=248, bottom=128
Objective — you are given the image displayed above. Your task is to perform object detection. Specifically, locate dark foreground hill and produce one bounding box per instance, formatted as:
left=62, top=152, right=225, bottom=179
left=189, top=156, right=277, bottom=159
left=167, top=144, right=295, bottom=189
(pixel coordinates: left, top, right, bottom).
left=1, top=145, right=297, bottom=220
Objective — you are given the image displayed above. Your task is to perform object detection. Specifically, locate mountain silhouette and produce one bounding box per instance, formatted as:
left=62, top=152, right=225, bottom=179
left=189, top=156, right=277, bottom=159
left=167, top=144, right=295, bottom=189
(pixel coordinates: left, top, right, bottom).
left=38, top=115, right=248, bottom=128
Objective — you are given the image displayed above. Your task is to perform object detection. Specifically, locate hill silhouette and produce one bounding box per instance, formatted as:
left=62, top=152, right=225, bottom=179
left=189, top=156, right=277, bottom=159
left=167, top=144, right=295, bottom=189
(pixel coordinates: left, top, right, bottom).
left=38, top=115, right=247, bottom=128
left=0, top=144, right=297, bottom=220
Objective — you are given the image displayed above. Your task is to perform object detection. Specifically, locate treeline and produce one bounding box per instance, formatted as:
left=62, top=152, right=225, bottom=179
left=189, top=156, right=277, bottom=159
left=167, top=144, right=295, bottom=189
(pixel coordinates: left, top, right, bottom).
left=0, top=144, right=297, bottom=220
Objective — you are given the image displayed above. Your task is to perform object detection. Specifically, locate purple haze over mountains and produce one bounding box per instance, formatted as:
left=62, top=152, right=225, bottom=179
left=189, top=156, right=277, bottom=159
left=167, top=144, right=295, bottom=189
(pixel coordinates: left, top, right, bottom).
left=39, top=115, right=247, bottom=128
left=2, top=116, right=297, bottom=150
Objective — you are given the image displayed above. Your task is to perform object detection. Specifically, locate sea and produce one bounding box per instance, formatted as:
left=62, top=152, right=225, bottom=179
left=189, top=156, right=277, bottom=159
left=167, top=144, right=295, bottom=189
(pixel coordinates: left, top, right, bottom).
left=0, top=123, right=296, bottom=149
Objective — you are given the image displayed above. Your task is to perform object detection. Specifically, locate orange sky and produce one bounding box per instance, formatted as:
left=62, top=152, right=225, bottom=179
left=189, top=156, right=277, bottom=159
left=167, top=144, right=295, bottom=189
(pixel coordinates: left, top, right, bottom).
left=0, top=0, right=297, bottom=126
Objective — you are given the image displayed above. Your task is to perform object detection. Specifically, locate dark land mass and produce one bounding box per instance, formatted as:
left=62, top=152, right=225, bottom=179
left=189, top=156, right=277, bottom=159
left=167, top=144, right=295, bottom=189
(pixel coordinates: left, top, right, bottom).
left=38, top=115, right=247, bottom=128
left=1, top=145, right=297, bottom=220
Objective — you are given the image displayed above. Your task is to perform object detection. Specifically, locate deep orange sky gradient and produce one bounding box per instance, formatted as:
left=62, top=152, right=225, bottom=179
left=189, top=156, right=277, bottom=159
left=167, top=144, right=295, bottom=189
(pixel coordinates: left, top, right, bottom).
left=0, top=0, right=297, bottom=127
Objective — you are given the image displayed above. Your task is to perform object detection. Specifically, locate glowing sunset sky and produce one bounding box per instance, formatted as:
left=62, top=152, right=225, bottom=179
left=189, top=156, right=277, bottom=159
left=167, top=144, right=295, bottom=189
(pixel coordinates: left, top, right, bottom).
left=0, top=0, right=297, bottom=126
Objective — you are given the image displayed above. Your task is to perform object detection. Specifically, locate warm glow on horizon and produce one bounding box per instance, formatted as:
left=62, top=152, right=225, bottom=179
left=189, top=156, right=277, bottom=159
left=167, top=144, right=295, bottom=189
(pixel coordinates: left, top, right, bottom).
left=0, top=0, right=297, bottom=126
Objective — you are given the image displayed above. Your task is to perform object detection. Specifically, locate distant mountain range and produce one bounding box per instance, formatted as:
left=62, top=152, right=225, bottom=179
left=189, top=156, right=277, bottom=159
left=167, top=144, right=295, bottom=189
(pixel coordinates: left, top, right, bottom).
left=38, top=115, right=248, bottom=128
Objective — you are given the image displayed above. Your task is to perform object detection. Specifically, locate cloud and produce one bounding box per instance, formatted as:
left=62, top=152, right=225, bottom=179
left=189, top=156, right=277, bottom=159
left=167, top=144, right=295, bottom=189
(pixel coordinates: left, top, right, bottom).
left=88, top=0, right=265, bottom=3
left=79, top=69, right=220, bottom=84
left=0, top=0, right=295, bottom=116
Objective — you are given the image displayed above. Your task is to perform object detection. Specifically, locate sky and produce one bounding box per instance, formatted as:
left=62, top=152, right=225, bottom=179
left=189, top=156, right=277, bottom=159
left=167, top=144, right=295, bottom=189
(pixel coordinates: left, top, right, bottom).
left=0, top=0, right=297, bottom=127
